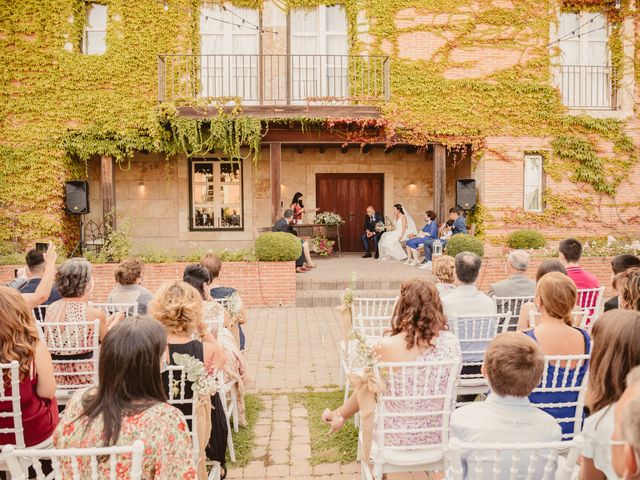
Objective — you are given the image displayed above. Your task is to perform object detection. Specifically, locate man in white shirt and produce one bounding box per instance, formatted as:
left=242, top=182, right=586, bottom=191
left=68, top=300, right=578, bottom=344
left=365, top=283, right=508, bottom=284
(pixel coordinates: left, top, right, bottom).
left=442, top=252, right=496, bottom=320
left=449, top=333, right=562, bottom=479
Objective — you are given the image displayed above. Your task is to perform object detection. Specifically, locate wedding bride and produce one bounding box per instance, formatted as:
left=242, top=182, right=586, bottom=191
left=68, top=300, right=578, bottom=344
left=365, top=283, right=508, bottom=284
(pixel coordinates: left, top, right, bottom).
left=378, top=204, right=417, bottom=261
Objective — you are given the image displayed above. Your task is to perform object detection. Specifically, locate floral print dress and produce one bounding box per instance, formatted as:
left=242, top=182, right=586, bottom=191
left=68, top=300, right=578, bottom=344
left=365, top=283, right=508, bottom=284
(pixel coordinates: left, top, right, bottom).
left=54, top=388, right=197, bottom=480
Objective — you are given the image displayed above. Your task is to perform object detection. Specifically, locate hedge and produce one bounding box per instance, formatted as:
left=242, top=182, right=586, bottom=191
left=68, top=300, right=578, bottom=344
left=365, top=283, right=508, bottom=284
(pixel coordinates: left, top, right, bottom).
left=255, top=232, right=302, bottom=262
left=445, top=234, right=484, bottom=258
left=507, top=229, right=547, bottom=250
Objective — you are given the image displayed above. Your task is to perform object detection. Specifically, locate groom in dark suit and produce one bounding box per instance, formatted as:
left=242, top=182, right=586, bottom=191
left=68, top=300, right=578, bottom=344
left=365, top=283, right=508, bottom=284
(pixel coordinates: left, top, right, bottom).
left=361, top=205, right=384, bottom=258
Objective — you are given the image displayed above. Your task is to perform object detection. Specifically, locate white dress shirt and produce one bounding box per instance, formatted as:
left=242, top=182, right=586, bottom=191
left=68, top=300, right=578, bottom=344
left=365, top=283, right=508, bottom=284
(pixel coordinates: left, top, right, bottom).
left=582, top=405, right=618, bottom=480
left=450, top=394, right=562, bottom=479
left=442, top=284, right=497, bottom=321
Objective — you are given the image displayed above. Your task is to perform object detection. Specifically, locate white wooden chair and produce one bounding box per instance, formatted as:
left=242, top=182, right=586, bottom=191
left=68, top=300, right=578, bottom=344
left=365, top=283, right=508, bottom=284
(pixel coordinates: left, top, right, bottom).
left=360, top=358, right=461, bottom=480
left=216, top=371, right=238, bottom=462
left=493, top=295, right=534, bottom=318
left=1, top=440, right=144, bottom=480
left=447, top=436, right=584, bottom=480
left=41, top=320, right=101, bottom=404
left=31, top=305, right=49, bottom=322
left=204, top=302, right=225, bottom=335
left=88, top=302, right=138, bottom=317
left=576, top=287, right=604, bottom=328
left=529, top=354, right=590, bottom=441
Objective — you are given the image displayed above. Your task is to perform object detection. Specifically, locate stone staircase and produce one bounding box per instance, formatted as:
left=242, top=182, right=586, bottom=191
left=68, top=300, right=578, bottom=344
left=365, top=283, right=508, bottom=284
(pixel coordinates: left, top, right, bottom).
left=295, top=276, right=403, bottom=307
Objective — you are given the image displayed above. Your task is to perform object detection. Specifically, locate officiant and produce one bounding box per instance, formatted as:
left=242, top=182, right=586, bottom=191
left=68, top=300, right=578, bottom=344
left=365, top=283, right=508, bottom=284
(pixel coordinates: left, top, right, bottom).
left=361, top=205, right=384, bottom=259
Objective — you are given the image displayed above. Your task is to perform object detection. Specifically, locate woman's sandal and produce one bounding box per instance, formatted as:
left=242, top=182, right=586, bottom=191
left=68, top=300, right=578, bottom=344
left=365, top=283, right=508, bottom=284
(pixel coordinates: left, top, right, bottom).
left=321, top=408, right=346, bottom=433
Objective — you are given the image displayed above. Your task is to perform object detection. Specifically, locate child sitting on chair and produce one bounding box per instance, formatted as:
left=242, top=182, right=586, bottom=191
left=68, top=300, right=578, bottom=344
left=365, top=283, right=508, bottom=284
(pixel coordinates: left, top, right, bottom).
left=449, top=332, right=561, bottom=479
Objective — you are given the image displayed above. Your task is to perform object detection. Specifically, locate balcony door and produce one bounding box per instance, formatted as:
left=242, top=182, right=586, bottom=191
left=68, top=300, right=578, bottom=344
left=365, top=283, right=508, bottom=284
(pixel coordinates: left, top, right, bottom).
left=290, top=5, right=348, bottom=103
left=200, top=4, right=259, bottom=101
left=558, top=12, right=611, bottom=108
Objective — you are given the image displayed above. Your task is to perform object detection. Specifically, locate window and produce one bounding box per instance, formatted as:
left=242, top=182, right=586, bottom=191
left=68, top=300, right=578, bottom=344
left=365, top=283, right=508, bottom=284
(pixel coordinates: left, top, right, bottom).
left=82, top=3, right=107, bottom=55
left=557, top=12, right=612, bottom=108
left=199, top=4, right=259, bottom=100
left=524, top=154, right=544, bottom=212
left=190, top=159, right=243, bottom=230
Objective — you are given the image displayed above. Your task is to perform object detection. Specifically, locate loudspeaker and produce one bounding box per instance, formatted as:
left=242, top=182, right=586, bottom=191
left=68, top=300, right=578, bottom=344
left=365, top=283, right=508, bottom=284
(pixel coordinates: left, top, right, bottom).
left=456, top=178, right=477, bottom=210
left=65, top=181, right=90, bottom=214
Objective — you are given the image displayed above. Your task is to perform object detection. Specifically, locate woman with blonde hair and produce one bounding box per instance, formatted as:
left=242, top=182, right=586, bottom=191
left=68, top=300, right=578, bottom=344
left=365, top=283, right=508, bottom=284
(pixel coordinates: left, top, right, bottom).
left=580, top=310, right=640, bottom=480
left=523, top=272, right=591, bottom=439
left=619, top=267, right=640, bottom=311
left=432, top=255, right=456, bottom=297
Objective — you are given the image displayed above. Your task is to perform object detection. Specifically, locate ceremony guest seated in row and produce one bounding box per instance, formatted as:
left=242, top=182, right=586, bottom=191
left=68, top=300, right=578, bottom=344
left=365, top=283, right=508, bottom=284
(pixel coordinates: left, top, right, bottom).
left=54, top=316, right=197, bottom=479
left=522, top=272, right=590, bottom=439
left=432, top=255, right=456, bottom=297
left=361, top=205, right=384, bottom=259
left=272, top=209, right=316, bottom=273
left=0, top=287, right=58, bottom=448
left=619, top=267, right=640, bottom=311
left=612, top=366, right=640, bottom=479
left=559, top=237, right=601, bottom=290
left=516, top=260, right=567, bottom=330
left=580, top=310, right=640, bottom=480
left=20, top=243, right=59, bottom=310
left=405, top=210, right=438, bottom=266
left=488, top=249, right=536, bottom=298
left=9, top=249, right=61, bottom=306
left=450, top=333, right=561, bottom=478
left=183, top=264, right=227, bottom=333
left=107, top=257, right=152, bottom=315
left=420, top=208, right=467, bottom=270
left=605, top=254, right=640, bottom=311
left=442, top=252, right=496, bottom=320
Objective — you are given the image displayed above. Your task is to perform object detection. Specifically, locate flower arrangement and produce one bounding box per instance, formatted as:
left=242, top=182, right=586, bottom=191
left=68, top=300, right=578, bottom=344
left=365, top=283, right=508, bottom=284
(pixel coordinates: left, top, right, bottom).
left=347, top=329, right=382, bottom=370
left=374, top=216, right=394, bottom=233
left=225, top=291, right=243, bottom=318
left=171, top=353, right=222, bottom=396
left=339, top=271, right=357, bottom=306
left=314, top=211, right=345, bottom=226
left=312, top=235, right=335, bottom=256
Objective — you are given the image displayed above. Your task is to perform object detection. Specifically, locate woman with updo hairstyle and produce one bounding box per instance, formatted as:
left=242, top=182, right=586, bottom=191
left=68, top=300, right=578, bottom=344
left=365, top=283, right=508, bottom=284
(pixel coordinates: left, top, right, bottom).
left=321, top=278, right=461, bottom=448
left=432, top=255, right=456, bottom=297
left=108, top=257, right=152, bottom=315
left=522, top=271, right=591, bottom=439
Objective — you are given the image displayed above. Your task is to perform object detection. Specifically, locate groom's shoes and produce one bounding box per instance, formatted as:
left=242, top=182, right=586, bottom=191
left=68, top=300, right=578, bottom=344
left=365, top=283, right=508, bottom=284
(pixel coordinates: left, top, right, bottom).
left=362, top=252, right=372, bottom=258
left=374, top=252, right=380, bottom=259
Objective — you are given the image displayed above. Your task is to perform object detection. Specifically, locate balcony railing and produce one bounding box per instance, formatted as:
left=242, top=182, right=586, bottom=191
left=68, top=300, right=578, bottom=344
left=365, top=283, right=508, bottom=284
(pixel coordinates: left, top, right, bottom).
left=158, top=54, right=390, bottom=104
left=557, top=65, right=617, bottom=110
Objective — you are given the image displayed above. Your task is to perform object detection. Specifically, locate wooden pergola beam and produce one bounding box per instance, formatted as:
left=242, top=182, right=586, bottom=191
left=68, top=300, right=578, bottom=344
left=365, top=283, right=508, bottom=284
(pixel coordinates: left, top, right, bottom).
left=433, top=144, right=446, bottom=224
left=100, top=154, right=115, bottom=228
left=270, top=142, right=282, bottom=223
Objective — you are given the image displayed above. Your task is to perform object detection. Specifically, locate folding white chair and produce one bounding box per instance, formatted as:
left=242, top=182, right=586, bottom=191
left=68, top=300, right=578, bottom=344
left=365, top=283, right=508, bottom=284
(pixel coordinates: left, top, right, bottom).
left=1, top=440, right=144, bottom=480
left=88, top=302, right=138, bottom=317
left=216, top=371, right=238, bottom=462
left=31, top=305, right=49, bottom=322
left=576, top=287, right=604, bottom=328
left=204, top=302, right=225, bottom=335
left=492, top=295, right=533, bottom=317
left=41, top=320, right=101, bottom=404
left=529, top=354, right=590, bottom=441
left=447, top=436, right=584, bottom=480
left=361, top=358, right=461, bottom=480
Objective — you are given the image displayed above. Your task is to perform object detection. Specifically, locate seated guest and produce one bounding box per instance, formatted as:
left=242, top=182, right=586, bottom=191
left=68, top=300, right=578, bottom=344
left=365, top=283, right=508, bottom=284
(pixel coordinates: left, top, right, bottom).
left=442, top=252, right=496, bottom=320
left=0, top=287, right=58, bottom=448
left=362, top=205, right=384, bottom=259
left=20, top=242, right=58, bottom=310
left=559, top=237, right=601, bottom=291
left=201, top=253, right=247, bottom=350
left=619, top=267, right=640, bottom=311
left=611, top=367, right=640, bottom=479
left=432, top=255, right=456, bottom=298
left=517, top=260, right=567, bottom=330
left=107, top=257, right=152, bottom=315
left=488, top=249, right=536, bottom=298
left=405, top=210, right=438, bottom=266
left=523, top=272, right=591, bottom=439
left=450, top=333, right=561, bottom=479
left=272, top=209, right=315, bottom=273
left=580, top=310, right=640, bottom=480
left=604, top=254, right=640, bottom=311
left=53, top=316, right=197, bottom=479
left=420, top=208, right=466, bottom=270
left=11, top=249, right=62, bottom=306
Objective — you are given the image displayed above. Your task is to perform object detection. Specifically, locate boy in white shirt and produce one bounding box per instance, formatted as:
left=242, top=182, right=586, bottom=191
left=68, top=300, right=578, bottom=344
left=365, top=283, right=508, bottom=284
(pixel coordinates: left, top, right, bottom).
left=449, top=332, right=562, bottom=479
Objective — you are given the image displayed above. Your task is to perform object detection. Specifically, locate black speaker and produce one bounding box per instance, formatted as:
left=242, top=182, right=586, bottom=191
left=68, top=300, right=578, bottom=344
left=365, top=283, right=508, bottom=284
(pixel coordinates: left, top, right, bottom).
left=65, top=181, right=90, bottom=214
left=456, top=178, right=477, bottom=210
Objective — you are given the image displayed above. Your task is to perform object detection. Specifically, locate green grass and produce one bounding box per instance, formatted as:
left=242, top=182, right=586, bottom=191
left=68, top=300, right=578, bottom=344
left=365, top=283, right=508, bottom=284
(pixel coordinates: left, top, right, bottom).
left=290, top=390, right=358, bottom=465
left=228, top=394, right=263, bottom=467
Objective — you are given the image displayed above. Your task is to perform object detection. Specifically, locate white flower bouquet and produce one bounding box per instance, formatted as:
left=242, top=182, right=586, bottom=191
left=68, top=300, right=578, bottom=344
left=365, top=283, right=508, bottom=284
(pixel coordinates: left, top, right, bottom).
left=171, top=353, right=222, bottom=396
left=225, top=291, right=243, bottom=318
left=314, top=211, right=345, bottom=226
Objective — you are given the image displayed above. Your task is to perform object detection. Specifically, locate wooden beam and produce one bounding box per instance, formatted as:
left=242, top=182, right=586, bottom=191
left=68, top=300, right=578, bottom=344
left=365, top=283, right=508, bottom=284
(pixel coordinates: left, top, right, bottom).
left=270, top=142, right=282, bottom=223
left=362, top=143, right=374, bottom=154
left=433, top=144, right=446, bottom=225
left=100, top=155, right=115, bottom=229
left=341, top=145, right=349, bottom=154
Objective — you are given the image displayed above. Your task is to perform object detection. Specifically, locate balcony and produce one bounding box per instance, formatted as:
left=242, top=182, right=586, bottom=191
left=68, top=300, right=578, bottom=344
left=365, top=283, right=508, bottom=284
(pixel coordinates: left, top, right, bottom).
left=557, top=65, right=617, bottom=110
left=158, top=54, right=389, bottom=108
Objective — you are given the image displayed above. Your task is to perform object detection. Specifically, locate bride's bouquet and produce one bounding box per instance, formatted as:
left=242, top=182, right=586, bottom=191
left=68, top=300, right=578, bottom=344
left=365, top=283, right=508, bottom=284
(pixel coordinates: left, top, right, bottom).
left=375, top=216, right=394, bottom=232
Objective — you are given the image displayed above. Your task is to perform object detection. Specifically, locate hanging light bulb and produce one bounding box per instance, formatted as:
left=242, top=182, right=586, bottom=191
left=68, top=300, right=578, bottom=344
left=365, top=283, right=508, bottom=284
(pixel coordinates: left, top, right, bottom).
left=163, top=2, right=169, bottom=11
left=615, top=0, right=621, bottom=9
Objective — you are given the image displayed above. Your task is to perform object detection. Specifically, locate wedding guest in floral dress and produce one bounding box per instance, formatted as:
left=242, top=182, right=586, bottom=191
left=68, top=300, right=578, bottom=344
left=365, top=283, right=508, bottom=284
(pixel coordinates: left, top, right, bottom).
left=54, top=316, right=197, bottom=480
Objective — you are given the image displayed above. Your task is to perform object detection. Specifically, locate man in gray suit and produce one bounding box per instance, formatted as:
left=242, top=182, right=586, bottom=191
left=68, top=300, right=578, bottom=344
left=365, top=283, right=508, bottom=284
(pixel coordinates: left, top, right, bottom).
left=488, top=250, right=536, bottom=298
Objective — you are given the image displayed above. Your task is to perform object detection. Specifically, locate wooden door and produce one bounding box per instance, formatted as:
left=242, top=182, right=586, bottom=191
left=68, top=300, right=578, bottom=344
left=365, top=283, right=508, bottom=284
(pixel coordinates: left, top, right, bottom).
left=316, top=173, right=384, bottom=252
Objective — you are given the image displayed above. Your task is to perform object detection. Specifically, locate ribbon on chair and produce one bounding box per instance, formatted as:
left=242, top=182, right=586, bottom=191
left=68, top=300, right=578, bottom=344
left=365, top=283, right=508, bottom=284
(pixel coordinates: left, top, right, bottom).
left=336, top=303, right=353, bottom=344
left=347, top=366, right=386, bottom=463
left=224, top=312, right=243, bottom=349
left=195, top=393, right=213, bottom=480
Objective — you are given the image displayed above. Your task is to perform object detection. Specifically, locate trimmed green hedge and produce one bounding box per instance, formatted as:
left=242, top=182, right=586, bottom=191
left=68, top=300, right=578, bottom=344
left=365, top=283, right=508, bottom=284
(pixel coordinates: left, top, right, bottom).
left=255, top=232, right=302, bottom=262
left=445, top=234, right=484, bottom=258
left=507, top=229, right=547, bottom=250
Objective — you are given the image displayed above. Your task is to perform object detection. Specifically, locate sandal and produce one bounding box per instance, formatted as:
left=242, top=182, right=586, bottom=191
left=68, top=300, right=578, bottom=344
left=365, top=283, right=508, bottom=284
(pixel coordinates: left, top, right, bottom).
left=321, top=408, right=346, bottom=433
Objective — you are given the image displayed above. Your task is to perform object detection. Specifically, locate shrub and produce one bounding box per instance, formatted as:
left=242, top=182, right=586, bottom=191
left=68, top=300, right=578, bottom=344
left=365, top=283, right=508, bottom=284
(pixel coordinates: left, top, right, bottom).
left=255, top=232, right=301, bottom=261
left=507, top=229, right=547, bottom=250
left=445, top=234, right=484, bottom=258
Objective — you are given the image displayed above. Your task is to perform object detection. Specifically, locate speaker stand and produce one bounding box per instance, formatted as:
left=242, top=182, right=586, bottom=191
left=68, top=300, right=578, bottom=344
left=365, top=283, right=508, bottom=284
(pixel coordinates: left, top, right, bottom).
left=70, top=215, right=86, bottom=258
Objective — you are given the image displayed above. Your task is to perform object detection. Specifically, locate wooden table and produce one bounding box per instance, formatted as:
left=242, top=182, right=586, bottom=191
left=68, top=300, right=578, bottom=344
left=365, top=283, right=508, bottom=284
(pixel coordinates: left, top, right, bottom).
left=291, top=224, right=342, bottom=257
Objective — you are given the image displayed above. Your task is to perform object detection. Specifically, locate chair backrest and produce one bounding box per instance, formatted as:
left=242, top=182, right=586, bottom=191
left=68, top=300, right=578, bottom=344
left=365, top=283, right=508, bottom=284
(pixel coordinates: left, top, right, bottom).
left=492, top=296, right=533, bottom=317
left=576, top=287, right=604, bottom=327
left=88, top=302, right=138, bottom=317
left=0, top=361, right=25, bottom=449
left=450, top=315, right=506, bottom=375
left=352, top=297, right=398, bottom=319
left=31, top=305, right=49, bottom=322
left=353, top=314, right=390, bottom=340
left=204, top=302, right=225, bottom=334
left=41, top=320, right=101, bottom=391
left=530, top=354, right=590, bottom=440
left=447, top=436, right=583, bottom=480
left=374, top=359, right=461, bottom=451
left=1, top=440, right=145, bottom=480
left=164, top=365, right=199, bottom=459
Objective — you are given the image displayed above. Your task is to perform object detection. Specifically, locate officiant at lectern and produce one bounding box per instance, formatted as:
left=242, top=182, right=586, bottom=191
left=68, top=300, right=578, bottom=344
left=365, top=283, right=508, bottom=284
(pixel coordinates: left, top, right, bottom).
left=361, top=205, right=384, bottom=259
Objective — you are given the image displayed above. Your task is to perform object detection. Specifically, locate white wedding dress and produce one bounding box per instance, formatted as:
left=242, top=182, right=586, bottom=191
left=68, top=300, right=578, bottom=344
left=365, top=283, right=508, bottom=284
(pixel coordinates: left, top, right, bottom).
left=379, top=208, right=418, bottom=260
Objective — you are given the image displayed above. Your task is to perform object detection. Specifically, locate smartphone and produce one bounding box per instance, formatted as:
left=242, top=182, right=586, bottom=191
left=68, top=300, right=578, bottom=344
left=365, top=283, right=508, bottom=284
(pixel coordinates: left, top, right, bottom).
left=35, top=242, right=49, bottom=253
left=14, top=269, right=18, bottom=278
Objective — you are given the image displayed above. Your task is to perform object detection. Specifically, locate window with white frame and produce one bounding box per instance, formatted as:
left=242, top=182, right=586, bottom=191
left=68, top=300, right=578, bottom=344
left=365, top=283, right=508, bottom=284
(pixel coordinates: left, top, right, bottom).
left=190, top=159, right=243, bottom=230
left=290, top=5, right=348, bottom=100
left=199, top=4, right=259, bottom=100
left=524, top=154, right=544, bottom=212
left=557, top=12, right=612, bottom=109
left=82, top=3, right=107, bottom=55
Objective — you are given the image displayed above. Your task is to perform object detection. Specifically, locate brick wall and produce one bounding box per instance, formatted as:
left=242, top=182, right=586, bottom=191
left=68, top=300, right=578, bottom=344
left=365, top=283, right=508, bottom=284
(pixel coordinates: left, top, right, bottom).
left=0, top=262, right=296, bottom=307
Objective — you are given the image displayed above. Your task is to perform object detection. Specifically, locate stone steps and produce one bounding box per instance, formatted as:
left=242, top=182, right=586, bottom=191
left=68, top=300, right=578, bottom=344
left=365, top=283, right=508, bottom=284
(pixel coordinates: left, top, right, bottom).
left=295, top=288, right=400, bottom=307
left=296, top=277, right=405, bottom=291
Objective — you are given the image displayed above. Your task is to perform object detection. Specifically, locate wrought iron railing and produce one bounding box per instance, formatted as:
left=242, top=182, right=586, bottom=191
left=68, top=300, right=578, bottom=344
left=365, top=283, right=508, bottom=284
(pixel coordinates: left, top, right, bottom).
left=557, top=65, right=617, bottom=110
left=158, top=54, right=390, bottom=104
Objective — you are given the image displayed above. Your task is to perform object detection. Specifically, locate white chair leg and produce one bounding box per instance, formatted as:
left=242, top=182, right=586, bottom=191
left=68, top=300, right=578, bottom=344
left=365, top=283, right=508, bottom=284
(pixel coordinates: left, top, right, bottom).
left=226, top=415, right=236, bottom=463
left=231, top=391, right=239, bottom=433
left=207, top=461, right=221, bottom=480
left=373, top=462, right=383, bottom=480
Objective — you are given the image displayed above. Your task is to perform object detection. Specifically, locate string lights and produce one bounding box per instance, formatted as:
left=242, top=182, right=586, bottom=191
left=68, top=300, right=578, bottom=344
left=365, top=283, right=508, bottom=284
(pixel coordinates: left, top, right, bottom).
left=547, top=13, right=603, bottom=47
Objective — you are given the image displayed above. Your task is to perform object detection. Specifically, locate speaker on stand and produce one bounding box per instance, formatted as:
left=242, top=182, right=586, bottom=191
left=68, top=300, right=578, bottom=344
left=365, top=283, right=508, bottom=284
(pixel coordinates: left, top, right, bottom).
left=65, top=181, right=90, bottom=257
